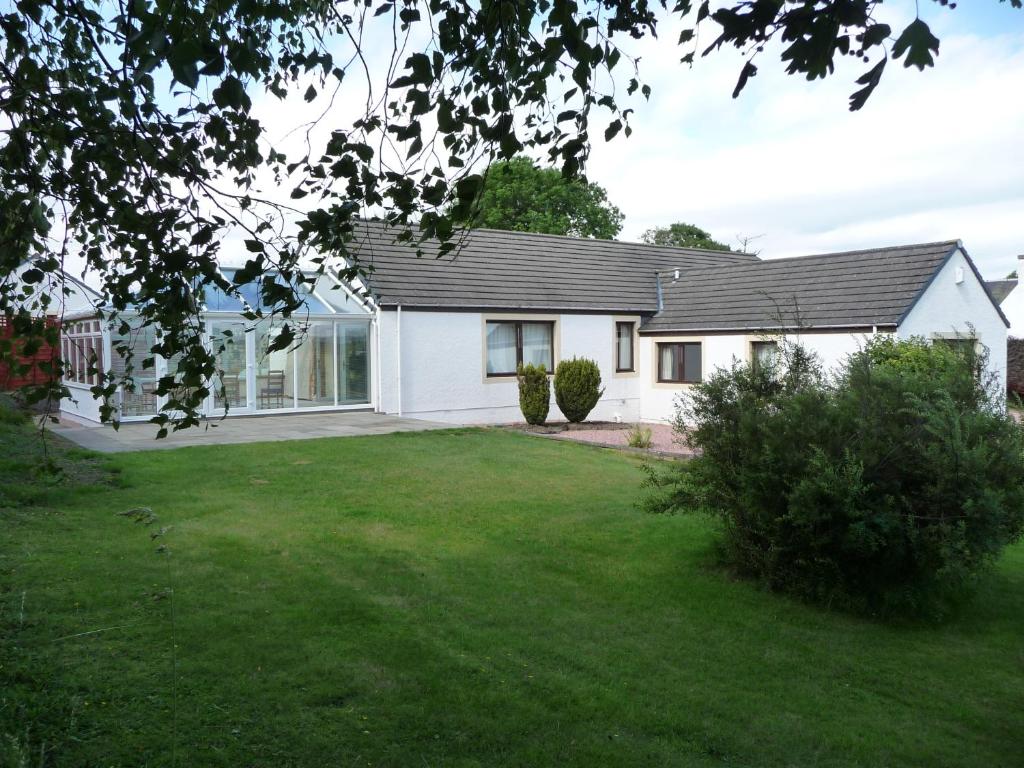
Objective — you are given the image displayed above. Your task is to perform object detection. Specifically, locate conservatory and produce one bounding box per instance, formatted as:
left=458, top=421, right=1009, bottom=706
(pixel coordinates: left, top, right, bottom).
left=59, top=270, right=374, bottom=423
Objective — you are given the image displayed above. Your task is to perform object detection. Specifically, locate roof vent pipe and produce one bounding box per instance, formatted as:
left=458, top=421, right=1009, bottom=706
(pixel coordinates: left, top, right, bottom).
left=655, top=272, right=664, bottom=311
left=1018, top=254, right=1024, bottom=285
left=673, top=269, right=680, bottom=281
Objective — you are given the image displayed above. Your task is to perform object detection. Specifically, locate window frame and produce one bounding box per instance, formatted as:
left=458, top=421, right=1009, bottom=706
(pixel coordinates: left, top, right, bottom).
left=62, top=319, right=105, bottom=388
left=750, top=340, right=779, bottom=372
left=932, top=333, right=984, bottom=379
left=484, top=319, right=555, bottom=377
left=615, top=321, right=636, bottom=373
left=656, top=341, right=702, bottom=384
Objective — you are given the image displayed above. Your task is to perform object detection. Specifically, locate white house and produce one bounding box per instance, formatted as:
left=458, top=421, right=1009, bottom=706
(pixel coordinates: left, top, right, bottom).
left=11, top=258, right=102, bottom=318
left=360, top=227, right=1008, bottom=424
left=50, top=224, right=1009, bottom=425
left=991, top=255, right=1024, bottom=338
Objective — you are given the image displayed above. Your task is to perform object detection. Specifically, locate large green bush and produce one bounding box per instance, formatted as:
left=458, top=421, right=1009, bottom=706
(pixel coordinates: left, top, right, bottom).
left=517, top=363, right=550, bottom=425
left=645, top=336, right=1024, bottom=617
left=553, top=357, right=604, bottom=423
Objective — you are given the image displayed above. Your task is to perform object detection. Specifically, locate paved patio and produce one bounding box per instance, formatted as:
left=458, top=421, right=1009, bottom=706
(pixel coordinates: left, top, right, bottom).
left=47, top=411, right=452, bottom=453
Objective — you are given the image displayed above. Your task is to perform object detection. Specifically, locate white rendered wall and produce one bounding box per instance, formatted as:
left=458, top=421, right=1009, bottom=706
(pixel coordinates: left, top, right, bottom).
left=898, top=248, right=1008, bottom=396
left=998, top=256, right=1024, bottom=339
left=636, top=331, right=873, bottom=422
left=376, top=309, right=644, bottom=424
left=797, top=332, right=874, bottom=374
left=637, top=333, right=746, bottom=422
left=60, top=384, right=104, bottom=423
left=1001, top=289, right=1024, bottom=339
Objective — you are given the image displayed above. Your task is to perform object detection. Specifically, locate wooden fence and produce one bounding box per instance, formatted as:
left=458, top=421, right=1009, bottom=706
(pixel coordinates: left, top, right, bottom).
left=0, top=317, right=59, bottom=390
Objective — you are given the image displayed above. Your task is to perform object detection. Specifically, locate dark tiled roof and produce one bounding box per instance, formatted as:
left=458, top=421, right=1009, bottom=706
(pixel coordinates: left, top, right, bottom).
left=352, top=220, right=757, bottom=312
left=642, top=241, right=964, bottom=332
left=986, top=279, right=1017, bottom=304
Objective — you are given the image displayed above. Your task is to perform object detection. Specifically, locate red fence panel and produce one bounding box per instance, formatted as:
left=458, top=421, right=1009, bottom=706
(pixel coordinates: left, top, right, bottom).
left=0, top=317, right=60, bottom=391
left=1008, top=338, right=1024, bottom=397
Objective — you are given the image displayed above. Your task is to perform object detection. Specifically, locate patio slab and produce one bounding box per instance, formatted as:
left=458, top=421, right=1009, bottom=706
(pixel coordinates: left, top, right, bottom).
left=46, top=411, right=452, bottom=453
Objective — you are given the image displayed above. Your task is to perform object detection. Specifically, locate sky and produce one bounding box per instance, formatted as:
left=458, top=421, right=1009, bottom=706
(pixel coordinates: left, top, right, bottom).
left=237, top=2, right=1022, bottom=279
left=54, top=2, right=1022, bottom=283
left=581, top=3, right=1024, bottom=278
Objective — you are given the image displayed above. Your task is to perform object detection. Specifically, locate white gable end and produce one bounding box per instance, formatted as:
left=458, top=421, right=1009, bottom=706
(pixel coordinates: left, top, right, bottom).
left=897, top=247, right=1008, bottom=394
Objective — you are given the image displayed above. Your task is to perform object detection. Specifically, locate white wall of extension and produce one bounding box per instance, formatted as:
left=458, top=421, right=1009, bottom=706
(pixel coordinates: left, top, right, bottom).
left=999, top=256, right=1024, bottom=339
left=897, top=248, right=1008, bottom=395
left=635, top=330, right=875, bottom=423
left=375, top=309, right=645, bottom=424
left=61, top=381, right=106, bottom=422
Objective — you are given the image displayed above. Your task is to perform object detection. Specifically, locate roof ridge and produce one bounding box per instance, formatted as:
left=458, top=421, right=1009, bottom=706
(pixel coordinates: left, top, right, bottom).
left=472, top=226, right=750, bottom=257
left=353, top=218, right=755, bottom=259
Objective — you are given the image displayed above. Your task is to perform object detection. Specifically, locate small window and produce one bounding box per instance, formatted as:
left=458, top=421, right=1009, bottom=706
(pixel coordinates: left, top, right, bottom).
left=935, top=336, right=982, bottom=377
left=657, top=342, right=702, bottom=383
left=485, top=320, right=554, bottom=376
left=751, top=340, right=779, bottom=371
left=615, top=322, right=635, bottom=372
left=935, top=337, right=976, bottom=356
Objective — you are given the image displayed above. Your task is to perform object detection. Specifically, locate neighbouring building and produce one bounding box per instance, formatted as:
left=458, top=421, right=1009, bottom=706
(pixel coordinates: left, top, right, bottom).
left=988, top=257, right=1023, bottom=398
left=2, top=261, right=103, bottom=391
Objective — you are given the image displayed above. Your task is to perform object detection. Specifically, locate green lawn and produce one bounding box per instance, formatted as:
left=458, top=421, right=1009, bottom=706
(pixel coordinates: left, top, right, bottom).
left=2, top=424, right=1023, bottom=767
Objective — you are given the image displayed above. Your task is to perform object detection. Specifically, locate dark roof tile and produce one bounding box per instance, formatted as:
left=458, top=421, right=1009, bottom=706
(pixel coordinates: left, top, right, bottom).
left=986, top=279, right=1017, bottom=304
left=352, top=221, right=756, bottom=311
left=642, top=241, right=962, bottom=332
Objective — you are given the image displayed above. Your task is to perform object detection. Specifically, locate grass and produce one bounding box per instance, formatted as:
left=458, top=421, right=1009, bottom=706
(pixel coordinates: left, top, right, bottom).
left=0, top=397, right=118, bottom=509
left=1, top=423, right=1023, bottom=767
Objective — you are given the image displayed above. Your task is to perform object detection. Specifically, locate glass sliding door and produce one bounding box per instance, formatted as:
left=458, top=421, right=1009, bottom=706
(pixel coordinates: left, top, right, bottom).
left=110, top=323, right=159, bottom=418
left=337, top=323, right=370, bottom=405
left=295, top=322, right=335, bottom=408
left=162, top=328, right=209, bottom=414
left=210, top=320, right=250, bottom=413
left=255, top=321, right=294, bottom=410
left=201, top=318, right=370, bottom=414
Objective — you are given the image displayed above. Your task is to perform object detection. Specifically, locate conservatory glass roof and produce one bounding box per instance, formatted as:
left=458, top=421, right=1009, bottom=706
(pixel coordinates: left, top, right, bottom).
left=201, top=271, right=364, bottom=314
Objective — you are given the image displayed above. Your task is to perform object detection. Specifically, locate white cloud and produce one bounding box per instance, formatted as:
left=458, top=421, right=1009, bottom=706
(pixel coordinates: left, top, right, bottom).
left=587, top=17, right=1024, bottom=277
left=66, top=9, right=1019, bottom=286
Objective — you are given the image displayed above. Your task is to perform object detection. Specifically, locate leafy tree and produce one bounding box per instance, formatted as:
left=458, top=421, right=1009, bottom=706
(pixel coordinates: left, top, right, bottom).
left=641, top=222, right=732, bottom=251
left=2, top=0, right=1016, bottom=430
left=452, top=157, right=623, bottom=239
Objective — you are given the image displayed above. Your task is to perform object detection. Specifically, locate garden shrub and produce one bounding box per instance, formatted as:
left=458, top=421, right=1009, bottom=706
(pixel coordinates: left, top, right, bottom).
left=517, top=363, right=550, bottom=425
left=626, top=424, right=653, bottom=449
left=644, top=336, right=1024, bottom=618
left=553, top=357, right=604, bottom=423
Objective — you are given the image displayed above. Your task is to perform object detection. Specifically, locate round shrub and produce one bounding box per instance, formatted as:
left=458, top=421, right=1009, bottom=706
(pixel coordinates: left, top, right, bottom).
left=553, top=357, right=604, bottom=423
left=517, top=363, right=550, bottom=425
left=645, top=336, right=1024, bottom=618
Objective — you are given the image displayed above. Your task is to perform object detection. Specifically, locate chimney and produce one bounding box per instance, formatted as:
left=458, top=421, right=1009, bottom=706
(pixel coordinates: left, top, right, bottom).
left=1018, top=254, right=1024, bottom=285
